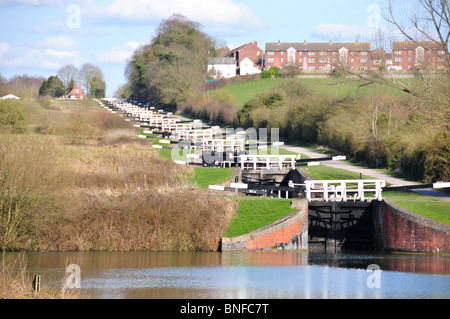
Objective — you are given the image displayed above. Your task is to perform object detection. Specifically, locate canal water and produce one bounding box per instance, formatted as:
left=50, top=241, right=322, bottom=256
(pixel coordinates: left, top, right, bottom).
left=7, top=251, right=450, bottom=299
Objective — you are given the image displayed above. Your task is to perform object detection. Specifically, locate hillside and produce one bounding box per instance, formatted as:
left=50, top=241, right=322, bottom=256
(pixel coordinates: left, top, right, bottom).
left=214, top=76, right=419, bottom=109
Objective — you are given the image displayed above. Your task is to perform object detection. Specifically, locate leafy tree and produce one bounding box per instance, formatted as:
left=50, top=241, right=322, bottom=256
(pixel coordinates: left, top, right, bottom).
left=125, top=14, right=216, bottom=106
left=39, top=76, right=65, bottom=98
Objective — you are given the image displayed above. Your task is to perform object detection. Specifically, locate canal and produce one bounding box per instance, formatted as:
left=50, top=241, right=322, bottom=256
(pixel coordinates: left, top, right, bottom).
left=7, top=251, right=450, bottom=299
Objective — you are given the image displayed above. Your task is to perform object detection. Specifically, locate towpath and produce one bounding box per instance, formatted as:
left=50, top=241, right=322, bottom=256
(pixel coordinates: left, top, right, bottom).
left=280, top=144, right=450, bottom=202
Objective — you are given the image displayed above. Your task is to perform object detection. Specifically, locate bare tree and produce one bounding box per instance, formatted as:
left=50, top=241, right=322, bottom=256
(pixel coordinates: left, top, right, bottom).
left=384, top=0, right=449, bottom=61
left=339, top=1, right=449, bottom=101
left=57, top=64, right=79, bottom=94
left=79, top=63, right=105, bottom=97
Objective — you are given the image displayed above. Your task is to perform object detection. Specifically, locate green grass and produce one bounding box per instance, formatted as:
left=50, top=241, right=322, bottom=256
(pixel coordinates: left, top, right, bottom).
left=224, top=197, right=296, bottom=238
left=303, top=164, right=374, bottom=181
left=383, top=191, right=450, bottom=225
left=215, top=77, right=420, bottom=109
left=193, top=167, right=234, bottom=189
left=215, top=78, right=288, bottom=108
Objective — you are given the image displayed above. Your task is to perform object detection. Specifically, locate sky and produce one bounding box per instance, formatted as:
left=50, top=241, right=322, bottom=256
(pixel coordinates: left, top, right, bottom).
left=0, top=0, right=396, bottom=96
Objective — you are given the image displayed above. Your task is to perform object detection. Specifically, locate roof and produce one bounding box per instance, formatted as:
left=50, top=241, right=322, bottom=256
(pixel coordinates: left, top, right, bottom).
left=369, top=49, right=392, bottom=60
left=208, top=57, right=236, bottom=65
left=265, top=41, right=371, bottom=52
left=392, top=41, right=445, bottom=51
left=0, top=94, right=20, bottom=100
left=230, top=42, right=262, bottom=54
left=68, top=84, right=86, bottom=96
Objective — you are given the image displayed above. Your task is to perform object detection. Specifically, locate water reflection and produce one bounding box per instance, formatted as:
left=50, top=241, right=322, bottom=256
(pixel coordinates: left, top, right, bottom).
left=9, top=251, right=450, bottom=299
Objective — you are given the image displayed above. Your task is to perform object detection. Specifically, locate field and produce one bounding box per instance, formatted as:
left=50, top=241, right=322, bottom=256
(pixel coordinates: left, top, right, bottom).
left=214, top=77, right=417, bottom=108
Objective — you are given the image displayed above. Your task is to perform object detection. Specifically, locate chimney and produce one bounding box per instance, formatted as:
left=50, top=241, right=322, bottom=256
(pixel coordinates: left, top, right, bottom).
left=330, top=40, right=332, bottom=45
left=304, top=40, right=307, bottom=45
left=254, top=40, right=258, bottom=47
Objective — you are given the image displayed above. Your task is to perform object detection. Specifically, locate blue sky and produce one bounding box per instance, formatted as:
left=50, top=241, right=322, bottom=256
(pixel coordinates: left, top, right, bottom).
left=0, top=0, right=393, bottom=96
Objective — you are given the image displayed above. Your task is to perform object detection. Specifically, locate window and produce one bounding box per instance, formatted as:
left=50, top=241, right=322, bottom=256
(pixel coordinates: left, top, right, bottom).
left=319, top=59, right=327, bottom=63
left=361, top=58, right=368, bottom=63
left=299, top=52, right=303, bottom=55
left=308, top=66, right=315, bottom=70
left=267, top=58, right=274, bottom=63
left=361, top=52, right=368, bottom=55
left=299, top=58, right=303, bottom=63
left=437, top=57, right=445, bottom=62
left=319, top=66, right=328, bottom=70
left=319, top=52, right=327, bottom=55
left=308, top=52, right=315, bottom=55
left=308, top=58, right=315, bottom=63
left=438, top=50, right=446, bottom=55
left=281, top=52, right=284, bottom=55
left=395, top=57, right=402, bottom=62
left=268, top=51, right=274, bottom=55
left=395, top=50, right=402, bottom=54
left=281, top=59, right=284, bottom=63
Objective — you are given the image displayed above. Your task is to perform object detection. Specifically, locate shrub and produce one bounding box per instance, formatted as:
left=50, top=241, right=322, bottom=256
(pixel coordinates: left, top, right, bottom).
left=0, top=100, right=27, bottom=134
left=0, top=134, right=63, bottom=250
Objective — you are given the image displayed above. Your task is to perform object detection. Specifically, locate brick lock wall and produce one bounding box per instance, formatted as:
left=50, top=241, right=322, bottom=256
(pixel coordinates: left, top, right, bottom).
left=379, top=200, right=450, bottom=254
left=221, top=200, right=308, bottom=251
left=245, top=218, right=303, bottom=250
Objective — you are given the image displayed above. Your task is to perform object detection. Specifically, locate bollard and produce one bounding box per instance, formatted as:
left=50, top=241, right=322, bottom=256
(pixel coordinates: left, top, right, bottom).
left=32, top=274, right=41, bottom=293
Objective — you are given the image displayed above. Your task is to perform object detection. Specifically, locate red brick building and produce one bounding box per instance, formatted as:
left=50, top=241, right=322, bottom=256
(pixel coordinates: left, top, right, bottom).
left=369, top=48, right=393, bottom=71
left=265, top=40, right=371, bottom=72
left=229, top=41, right=264, bottom=75
left=67, top=84, right=87, bottom=100
left=391, top=41, right=447, bottom=71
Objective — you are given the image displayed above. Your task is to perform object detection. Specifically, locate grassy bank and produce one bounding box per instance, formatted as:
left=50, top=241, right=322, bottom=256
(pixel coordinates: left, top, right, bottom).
left=224, top=197, right=296, bottom=238
left=383, top=191, right=450, bottom=225
left=214, top=77, right=416, bottom=109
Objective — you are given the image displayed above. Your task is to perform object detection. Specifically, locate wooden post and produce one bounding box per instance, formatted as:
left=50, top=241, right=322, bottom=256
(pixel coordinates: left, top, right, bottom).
left=32, top=274, right=41, bottom=293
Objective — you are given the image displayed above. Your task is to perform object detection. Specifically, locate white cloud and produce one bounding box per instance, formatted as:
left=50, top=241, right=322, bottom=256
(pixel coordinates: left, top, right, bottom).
left=96, top=41, right=144, bottom=64
left=45, top=49, right=80, bottom=58
left=0, top=42, right=10, bottom=58
left=90, top=0, right=261, bottom=31
left=0, top=42, right=81, bottom=70
left=40, top=36, right=78, bottom=50
left=41, top=59, right=62, bottom=69
left=0, top=0, right=84, bottom=6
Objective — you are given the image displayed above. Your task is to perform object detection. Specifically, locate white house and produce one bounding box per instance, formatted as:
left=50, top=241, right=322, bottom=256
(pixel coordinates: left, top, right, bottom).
left=0, top=94, right=20, bottom=100
left=239, top=57, right=262, bottom=76
left=207, top=57, right=237, bottom=79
